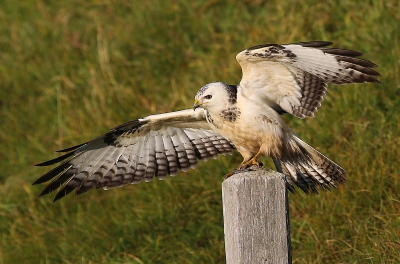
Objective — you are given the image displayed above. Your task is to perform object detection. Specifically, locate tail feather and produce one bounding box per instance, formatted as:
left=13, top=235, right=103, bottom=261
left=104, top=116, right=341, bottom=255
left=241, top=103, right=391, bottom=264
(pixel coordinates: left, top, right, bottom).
left=274, top=134, right=346, bottom=193
left=273, top=159, right=296, bottom=193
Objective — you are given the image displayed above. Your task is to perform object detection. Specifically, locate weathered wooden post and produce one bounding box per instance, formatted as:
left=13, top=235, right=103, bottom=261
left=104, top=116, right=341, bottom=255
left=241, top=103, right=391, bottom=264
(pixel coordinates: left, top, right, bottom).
left=222, top=168, right=292, bottom=264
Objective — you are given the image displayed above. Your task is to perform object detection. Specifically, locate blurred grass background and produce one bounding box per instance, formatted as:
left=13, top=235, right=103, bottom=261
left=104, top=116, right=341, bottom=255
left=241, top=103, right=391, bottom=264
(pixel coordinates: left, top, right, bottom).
left=0, top=0, right=399, bottom=263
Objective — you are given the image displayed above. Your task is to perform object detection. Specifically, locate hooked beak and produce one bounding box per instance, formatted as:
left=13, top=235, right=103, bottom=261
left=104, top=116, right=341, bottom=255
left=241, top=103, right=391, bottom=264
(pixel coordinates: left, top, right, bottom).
left=193, top=99, right=201, bottom=110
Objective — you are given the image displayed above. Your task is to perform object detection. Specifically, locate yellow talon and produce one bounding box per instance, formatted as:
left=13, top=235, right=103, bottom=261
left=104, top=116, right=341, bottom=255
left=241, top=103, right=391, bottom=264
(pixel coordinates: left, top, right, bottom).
left=224, top=150, right=263, bottom=179
left=238, top=158, right=260, bottom=170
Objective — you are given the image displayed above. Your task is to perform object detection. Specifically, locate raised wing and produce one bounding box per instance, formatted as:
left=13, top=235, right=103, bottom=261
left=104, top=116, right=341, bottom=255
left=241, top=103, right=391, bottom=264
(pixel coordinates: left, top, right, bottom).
left=236, top=41, right=380, bottom=118
left=34, top=109, right=235, bottom=202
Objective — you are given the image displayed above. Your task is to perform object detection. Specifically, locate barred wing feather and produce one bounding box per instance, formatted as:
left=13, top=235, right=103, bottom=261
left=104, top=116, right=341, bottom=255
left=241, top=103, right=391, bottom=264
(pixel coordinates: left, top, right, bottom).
left=34, top=109, right=235, bottom=201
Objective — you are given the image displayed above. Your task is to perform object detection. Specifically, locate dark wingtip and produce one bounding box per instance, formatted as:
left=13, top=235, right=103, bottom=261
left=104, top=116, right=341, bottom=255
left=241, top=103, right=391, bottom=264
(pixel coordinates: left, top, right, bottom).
left=36, top=170, right=73, bottom=195
left=35, top=151, right=75, bottom=167
left=53, top=195, right=62, bottom=202
left=53, top=185, right=75, bottom=202
left=371, top=79, right=382, bottom=84
left=39, top=183, right=60, bottom=196
left=33, top=163, right=72, bottom=185
left=293, top=41, right=333, bottom=48
left=53, top=193, right=64, bottom=202
left=56, top=143, right=87, bottom=153
left=321, top=48, right=363, bottom=57
left=32, top=179, right=42, bottom=185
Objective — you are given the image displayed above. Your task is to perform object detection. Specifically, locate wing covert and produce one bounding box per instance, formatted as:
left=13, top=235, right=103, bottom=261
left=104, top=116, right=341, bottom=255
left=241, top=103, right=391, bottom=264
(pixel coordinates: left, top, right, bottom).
left=34, top=109, right=235, bottom=201
left=236, top=41, right=380, bottom=118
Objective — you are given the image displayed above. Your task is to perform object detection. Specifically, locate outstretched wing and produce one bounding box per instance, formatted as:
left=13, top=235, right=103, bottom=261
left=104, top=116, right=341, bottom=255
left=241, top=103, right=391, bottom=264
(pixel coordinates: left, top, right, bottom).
left=34, top=109, right=235, bottom=202
left=236, top=41, right=380, bottom=118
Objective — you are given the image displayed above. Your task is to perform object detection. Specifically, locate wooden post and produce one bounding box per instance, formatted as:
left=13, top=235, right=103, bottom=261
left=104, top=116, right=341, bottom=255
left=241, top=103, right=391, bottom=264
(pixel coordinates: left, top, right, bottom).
left=222, top=168, right=292, bottom=264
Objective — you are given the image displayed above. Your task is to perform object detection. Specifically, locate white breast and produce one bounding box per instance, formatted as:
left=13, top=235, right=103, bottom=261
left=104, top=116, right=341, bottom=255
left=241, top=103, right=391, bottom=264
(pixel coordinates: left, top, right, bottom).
left=206, top=96, right=286, bottom=160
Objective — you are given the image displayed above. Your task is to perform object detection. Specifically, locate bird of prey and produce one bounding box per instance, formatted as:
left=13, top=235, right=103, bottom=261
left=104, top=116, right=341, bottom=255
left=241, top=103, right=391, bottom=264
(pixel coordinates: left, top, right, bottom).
left=34, top=41, right=380, bottom=201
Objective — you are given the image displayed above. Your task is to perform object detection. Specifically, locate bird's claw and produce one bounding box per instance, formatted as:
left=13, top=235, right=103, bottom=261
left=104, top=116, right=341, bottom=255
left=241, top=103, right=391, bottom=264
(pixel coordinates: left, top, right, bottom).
left=224, top=162, right=263, bottom=179
left=236, top=161, right=263, bottom=171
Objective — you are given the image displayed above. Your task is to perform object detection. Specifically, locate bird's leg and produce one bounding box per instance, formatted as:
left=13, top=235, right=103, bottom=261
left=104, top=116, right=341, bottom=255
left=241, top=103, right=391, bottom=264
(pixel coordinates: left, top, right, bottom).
left=224, top=150, right=263, bottom=179
left=237, top=151, right=263, bottom=170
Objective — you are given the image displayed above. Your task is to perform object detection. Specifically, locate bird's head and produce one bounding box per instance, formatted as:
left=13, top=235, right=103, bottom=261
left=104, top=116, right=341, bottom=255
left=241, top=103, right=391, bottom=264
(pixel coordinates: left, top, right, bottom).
left=193, top=82, right=237, bottom=113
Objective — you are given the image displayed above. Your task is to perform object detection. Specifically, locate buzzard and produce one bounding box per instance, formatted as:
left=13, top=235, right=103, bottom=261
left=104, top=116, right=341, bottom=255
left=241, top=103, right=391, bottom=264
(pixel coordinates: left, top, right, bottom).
left=34, top=41, right=380, bottom=201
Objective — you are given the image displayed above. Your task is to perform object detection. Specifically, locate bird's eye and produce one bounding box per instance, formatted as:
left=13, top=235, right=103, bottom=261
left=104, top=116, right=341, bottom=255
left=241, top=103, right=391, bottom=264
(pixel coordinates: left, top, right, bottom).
left=204, top=95, right=212, bottom=100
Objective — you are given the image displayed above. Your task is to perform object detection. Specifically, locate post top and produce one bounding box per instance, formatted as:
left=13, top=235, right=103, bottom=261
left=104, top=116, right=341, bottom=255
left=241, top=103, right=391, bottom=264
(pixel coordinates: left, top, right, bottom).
left=223, top=167, right=285, bottom=182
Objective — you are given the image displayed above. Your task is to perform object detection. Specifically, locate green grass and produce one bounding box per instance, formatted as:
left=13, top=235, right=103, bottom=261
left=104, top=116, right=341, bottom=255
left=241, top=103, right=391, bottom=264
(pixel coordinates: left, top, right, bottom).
left=1, top=0, right=399, bottom=263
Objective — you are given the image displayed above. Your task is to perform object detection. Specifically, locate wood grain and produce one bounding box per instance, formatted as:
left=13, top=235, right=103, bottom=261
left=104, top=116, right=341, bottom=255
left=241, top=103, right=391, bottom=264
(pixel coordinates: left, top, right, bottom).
left=222, top=168, right=292, bottom=264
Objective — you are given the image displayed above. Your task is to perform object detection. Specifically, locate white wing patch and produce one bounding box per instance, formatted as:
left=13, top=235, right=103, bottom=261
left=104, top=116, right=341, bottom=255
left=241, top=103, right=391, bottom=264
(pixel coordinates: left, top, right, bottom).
left=34, top=109, right=235, bottom=201
left=237, top=41, right=380, bottom=118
